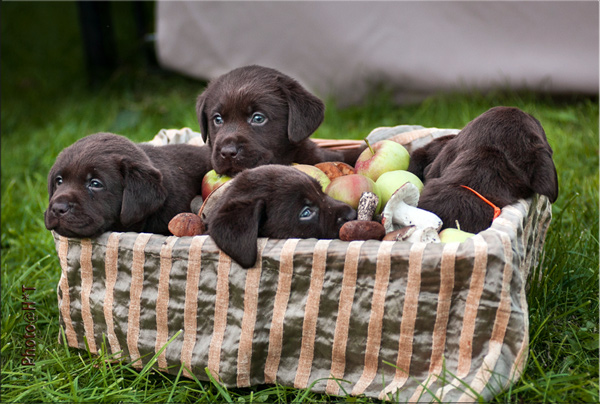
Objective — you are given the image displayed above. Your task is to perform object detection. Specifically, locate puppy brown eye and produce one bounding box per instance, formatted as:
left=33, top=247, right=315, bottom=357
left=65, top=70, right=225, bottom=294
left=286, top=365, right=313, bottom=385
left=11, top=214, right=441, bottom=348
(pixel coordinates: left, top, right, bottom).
left=213, top=114, right=224, bottom=126
left=250, top=113, right=267, bottom=125
left=55, top=176, right=63, bottom=186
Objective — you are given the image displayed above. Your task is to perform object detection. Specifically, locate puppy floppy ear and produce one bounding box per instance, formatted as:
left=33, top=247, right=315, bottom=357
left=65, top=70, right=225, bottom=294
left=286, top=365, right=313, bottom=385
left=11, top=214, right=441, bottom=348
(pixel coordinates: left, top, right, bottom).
left=529, top=148, right=559, bottom=203
left=120, top=158, right=168, bottom=227
left=209, top=198, right=266, bottom=269
left=196, top=92, right=210, bottom=145
left=408, top=135, right=456, bottom=181
left=47, top=166, right=58, bottom=198
left=282, top=79, right=325, bottom=144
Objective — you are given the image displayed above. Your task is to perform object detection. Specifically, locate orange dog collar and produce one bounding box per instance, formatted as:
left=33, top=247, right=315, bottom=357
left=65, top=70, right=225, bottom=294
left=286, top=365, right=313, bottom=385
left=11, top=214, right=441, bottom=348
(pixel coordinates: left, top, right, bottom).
left=460, top=185, right=502, bottom=220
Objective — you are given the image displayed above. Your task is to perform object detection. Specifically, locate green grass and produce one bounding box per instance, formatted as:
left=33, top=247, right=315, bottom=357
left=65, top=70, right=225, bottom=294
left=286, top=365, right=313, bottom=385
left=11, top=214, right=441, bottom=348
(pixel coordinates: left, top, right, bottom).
left=2, top=2, right=598, bottom=403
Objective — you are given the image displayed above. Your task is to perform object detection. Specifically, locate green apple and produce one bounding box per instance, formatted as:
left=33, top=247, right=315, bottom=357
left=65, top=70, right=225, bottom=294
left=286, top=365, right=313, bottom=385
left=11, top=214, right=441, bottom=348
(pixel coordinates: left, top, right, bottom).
left=354, top=140, right=410, bottom=182
left=293, top=164, right=331, bottom=192
left=439, top=227, right=475, bottom=243
left=201, top=170, right=232, bottom=200
left=325, top=174, right=381, bottom=211
left=375, top=170, right=424, bottom=208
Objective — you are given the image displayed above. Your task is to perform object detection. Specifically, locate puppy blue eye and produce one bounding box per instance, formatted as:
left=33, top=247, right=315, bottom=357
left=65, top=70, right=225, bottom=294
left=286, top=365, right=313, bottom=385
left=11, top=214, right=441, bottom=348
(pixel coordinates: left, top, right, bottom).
left=299, top=206, right=315, bottom=221
left=89, top=179, right=104, bottom=189
left=251, top=113, right=267, bottom=125
left=213, top=114, right=224, bottom=126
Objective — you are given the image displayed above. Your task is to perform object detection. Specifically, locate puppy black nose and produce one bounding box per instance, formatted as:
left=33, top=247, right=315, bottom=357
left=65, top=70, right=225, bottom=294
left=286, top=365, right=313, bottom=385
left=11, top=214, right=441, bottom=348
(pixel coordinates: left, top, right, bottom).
left=337, top=208, right=357, bottom=226
left=220, top=145, right=239, bottom=159
left=51, top=202, right=72, bottom=217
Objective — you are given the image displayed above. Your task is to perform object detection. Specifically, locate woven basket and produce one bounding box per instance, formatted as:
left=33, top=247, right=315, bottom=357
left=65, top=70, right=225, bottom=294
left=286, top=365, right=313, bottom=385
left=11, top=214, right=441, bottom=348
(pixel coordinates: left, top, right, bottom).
left=54, top=127, right=552, bottom=402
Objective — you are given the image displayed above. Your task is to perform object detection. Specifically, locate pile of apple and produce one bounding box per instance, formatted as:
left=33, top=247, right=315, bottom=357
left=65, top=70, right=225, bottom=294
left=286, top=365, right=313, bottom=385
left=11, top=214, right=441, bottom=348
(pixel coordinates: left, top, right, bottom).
left=200, top=139, right=474, bottom=243
left=308, top=140, right=420, bottom=213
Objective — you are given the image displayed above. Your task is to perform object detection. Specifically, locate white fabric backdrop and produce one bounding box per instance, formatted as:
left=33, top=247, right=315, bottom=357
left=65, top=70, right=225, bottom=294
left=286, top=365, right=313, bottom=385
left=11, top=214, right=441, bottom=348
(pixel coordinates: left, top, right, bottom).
left=156, top=1, right=598, bottom=105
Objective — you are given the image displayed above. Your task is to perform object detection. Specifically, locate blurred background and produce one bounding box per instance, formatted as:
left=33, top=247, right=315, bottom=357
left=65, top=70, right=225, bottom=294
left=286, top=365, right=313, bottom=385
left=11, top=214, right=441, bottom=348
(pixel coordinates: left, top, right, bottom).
left=156, top=1, right=598, bottom=105
left=3, top=1, right=598, bottom=112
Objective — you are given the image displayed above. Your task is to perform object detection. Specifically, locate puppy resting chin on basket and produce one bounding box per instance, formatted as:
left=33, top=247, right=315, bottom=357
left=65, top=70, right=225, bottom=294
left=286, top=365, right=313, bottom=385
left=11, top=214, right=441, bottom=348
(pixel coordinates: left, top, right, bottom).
left=181, top=165, right=357, bottom=269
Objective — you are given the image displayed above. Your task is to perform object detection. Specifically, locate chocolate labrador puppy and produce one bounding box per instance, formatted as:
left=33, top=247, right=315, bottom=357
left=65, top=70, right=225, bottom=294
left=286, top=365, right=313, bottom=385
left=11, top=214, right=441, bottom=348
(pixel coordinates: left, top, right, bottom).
left=196, top=65, right=366, bottom=177
left=408, top=106, right=558, bottom=233
left=45, top=133, right=212, bottom=238
left=205, top=165, right=357, bottom=268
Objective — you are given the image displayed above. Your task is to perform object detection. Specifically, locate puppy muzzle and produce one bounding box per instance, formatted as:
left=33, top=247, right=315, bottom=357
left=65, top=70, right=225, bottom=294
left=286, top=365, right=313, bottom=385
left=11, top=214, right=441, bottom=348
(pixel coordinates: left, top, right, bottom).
left=49, top=201, right=73, bottom=217
left=337, top=207, right=357, bottom=227
left=212, top=137, right=274, bottom=176
left=219, top=144, right=240, bottom=160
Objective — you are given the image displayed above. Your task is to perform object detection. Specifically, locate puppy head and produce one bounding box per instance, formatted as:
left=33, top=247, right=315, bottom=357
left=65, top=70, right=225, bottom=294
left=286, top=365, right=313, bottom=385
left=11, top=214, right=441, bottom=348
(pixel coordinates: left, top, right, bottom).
left=207, top=165, right=356, bottom=268
left=407, top=134, right=457, bottom=181
left=196, top=65, right=325, bottom=176
left=460, top=106, right=559, bottom=202
left=45, top=133, right=168, bottom=238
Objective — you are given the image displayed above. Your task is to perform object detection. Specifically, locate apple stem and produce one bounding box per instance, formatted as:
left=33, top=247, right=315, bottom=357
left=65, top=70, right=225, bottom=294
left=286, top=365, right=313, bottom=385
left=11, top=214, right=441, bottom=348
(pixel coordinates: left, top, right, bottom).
left=455, top=220, right=461, bottom=231
left=364, top=138, right=375, bottom=156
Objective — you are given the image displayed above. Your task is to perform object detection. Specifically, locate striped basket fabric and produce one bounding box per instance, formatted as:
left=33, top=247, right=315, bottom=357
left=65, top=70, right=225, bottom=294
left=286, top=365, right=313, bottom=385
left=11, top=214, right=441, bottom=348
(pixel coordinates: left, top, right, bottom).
left=54, top=127, right=553, bottom=402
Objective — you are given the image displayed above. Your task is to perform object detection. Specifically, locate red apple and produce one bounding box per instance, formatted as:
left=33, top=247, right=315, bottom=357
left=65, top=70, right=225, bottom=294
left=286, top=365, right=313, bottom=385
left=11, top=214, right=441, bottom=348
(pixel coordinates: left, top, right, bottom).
left=201, top=169, right=232, bottom=200
left=325, top=174, right=381, bottom=211
left=293, top=164, right=331, bottom=191
left=354, top=140, right=410, bottom=182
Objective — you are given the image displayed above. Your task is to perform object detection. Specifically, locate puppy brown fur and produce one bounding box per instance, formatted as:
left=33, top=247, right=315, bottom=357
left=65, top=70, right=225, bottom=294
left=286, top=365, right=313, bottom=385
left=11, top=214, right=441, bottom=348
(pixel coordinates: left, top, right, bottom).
left=196, top=65, right=365, bottom=177
left=206, top=165, right=357, bottom=268
left=406, top=135, right=456, bottom=181
left=45, top=133, right=212, bottom=238
left=408, top=107, right=558, bottom=233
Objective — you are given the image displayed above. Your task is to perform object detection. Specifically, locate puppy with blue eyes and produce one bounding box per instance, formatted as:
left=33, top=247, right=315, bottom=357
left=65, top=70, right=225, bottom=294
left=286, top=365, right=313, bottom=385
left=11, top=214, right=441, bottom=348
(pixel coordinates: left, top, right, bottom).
left=196, top=65, right=366, bottom=177
left=45, top=133, right=212, bottom=238
left=205, top=165, right=357, bottom=268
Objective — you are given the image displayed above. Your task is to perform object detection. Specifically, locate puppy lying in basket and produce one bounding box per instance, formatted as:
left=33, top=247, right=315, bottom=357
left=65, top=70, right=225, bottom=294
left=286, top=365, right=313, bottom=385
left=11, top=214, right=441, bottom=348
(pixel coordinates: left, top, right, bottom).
left=408, top=106, right=558, bottom=233
left=45, top=133, right=212, bottom=238
left=198, top=165, right=357, bottom=268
